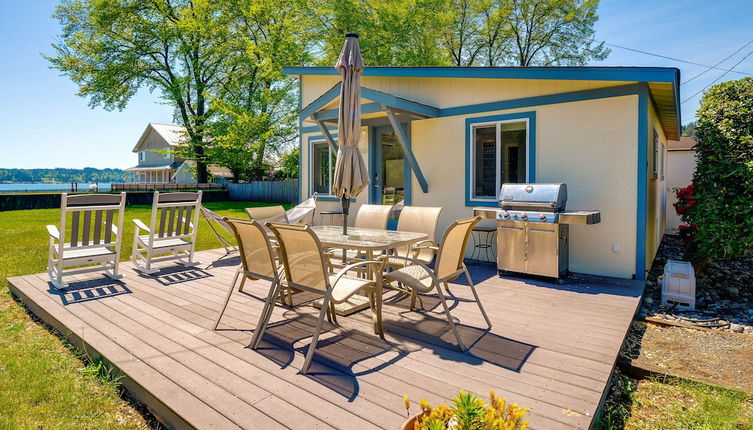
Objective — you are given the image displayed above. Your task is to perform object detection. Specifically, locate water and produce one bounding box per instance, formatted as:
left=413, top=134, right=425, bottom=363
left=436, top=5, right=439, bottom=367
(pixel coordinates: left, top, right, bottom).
left=0, top=183, right=113, bottom=193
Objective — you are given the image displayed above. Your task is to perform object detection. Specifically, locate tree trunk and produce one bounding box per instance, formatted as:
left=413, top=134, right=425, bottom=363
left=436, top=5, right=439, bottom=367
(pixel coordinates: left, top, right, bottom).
left=194, top=145, right=209, bottom=183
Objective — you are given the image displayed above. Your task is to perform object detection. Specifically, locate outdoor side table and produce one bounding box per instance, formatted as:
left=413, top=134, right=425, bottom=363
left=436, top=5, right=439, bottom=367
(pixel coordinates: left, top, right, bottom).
left=318, top=210, right=343, bottom=226
left=470, top=226, right=497, bottom=262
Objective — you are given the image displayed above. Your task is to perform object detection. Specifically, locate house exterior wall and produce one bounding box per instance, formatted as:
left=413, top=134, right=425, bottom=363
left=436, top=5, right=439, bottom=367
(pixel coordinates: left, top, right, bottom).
left=666, top=150, right=696, bottom=233
left=135, top=129, right=178, bottom=166
left=299, top=74, right=646, bottom=278
left=645, top=99, right=668, bottom=273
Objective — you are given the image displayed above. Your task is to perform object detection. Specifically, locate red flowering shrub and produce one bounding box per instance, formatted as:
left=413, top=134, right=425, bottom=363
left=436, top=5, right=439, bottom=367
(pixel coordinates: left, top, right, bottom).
left=673, top=184, right=697, bottom=244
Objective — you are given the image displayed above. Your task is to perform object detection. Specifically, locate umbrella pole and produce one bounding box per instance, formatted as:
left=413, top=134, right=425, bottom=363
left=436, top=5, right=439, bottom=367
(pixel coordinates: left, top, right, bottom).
left=341, top=195, right=350, bottom=235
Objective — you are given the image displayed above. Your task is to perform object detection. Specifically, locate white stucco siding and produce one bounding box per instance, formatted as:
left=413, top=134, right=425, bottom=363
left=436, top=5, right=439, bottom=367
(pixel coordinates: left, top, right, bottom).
left=408, top=95, right=639, bottom=278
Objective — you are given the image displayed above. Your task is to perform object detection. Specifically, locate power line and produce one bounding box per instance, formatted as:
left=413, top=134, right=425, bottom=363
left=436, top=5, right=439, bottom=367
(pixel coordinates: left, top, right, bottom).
left=681, top=48, right=753, bottom=104
left=603, top=42, right=753, bottom=77
left=681, top=38, right=753, bottom=85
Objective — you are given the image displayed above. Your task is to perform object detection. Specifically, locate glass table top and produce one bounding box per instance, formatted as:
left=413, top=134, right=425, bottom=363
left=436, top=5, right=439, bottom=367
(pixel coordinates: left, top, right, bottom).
left=310, top=225, right=427, bottom=251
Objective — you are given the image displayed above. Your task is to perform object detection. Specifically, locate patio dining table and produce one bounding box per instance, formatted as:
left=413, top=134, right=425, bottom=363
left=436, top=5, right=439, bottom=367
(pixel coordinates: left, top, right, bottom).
left=310, top=225, right=428, bottom=336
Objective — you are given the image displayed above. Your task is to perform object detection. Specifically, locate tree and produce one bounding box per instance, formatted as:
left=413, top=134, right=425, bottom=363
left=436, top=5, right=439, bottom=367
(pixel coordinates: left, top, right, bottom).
left=690, top=78, right=753, bottom=259
left=682, top=122, right=697, bottom=138
left=48, top=0, right=241, bottom=182
left=501, top=0, right=609, bottom=66
left=309, top=0, right=450, bottom=66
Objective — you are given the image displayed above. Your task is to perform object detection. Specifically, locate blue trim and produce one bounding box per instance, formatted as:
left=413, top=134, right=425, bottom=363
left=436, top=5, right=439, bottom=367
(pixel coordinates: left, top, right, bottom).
left=441, top=83, right=642, bottom=118
left=360, top=87, right=439, bottom=117
left=301, top=124, right=335, bottom=134
left=635, top=84, right=649, bottom=281
left=464, top=111, right=536, bottom=208
left=315, top=120, right=338, bottom=152
left=306, top=133, right=357, bottom=203
left=283, top=66, right=680, bottom=83
left=370, top=125, right=413, bottom=206
left=313, top=102, right=383, bottom=121
left=299, top=83, right=341, bottom=120
left=384, top=107, right=429, bottom=193
left=297, top=76, right=303, bottom=204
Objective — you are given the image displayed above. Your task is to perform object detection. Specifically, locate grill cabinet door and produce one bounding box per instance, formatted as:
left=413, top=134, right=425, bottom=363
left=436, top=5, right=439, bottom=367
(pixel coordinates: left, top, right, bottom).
left=497, top=221, right=525, bottom=273
left=525, top=223, right=559, bottom=277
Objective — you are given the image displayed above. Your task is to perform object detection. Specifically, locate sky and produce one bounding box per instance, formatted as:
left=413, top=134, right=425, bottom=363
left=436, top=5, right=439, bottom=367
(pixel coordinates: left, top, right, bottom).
left=0, top=0, right=752, bottom=169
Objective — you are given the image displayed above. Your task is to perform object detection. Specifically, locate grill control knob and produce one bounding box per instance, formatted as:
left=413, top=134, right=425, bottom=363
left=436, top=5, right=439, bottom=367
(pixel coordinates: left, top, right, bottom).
left=502, top=211, right=510, bottom=219
left=539, top=213, right=547, bottom=221
left=521, top=213, right=528, bottom=221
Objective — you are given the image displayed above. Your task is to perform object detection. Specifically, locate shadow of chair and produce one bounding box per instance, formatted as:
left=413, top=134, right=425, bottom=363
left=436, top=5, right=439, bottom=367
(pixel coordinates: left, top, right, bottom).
left=138, top=264, right=213, bottom=286
left=48, top=277, right=132, bottom=306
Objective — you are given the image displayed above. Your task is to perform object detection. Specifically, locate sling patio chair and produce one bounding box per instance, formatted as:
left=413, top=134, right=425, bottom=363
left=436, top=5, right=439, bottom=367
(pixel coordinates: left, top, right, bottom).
left=213, top=218, right=298, bottom=329
left=131, top=191, right=203, bottom=274
left=253, top=222, right=384, bottom=374
left=200, top=206, right=237, bottom=255
left=379, top=216, right=492, bottom=351
left=383, top=206, right=443, bottom=308
left=46, top=192, right=127, bottom=289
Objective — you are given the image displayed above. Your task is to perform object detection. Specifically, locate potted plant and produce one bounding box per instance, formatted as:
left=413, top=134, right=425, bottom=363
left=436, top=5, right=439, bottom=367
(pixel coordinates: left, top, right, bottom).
left=402, top=390, right=529, bottom=430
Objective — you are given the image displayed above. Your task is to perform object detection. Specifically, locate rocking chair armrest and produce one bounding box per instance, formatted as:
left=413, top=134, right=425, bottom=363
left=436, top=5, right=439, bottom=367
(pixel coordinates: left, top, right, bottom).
left=46, top=225, right=60, bottom=241
left=132, top=219, right=151, bottom=233
left=331, top=260, right=384, bottom=287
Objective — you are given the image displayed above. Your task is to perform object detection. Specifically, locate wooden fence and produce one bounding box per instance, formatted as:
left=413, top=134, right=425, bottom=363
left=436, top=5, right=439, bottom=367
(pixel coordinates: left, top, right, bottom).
left=227, top=181, right=299, bottom=204
left=112, top=183, right=226, bottom=192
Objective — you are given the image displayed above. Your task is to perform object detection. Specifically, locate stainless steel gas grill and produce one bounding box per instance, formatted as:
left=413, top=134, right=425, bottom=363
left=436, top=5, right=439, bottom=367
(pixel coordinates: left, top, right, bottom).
left=473, top=183, right=601, bottom=279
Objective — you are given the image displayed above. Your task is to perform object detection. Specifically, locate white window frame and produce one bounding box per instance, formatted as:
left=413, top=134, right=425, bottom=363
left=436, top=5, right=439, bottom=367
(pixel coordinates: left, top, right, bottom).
left=309, top=139, right=335, bottom=197
left=469, top=118, right=530, bottom=202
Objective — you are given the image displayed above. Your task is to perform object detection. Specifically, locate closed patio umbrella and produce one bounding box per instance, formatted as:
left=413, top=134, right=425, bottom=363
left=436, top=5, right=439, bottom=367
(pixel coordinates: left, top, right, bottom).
left=332, top=33, right=369, bottom=235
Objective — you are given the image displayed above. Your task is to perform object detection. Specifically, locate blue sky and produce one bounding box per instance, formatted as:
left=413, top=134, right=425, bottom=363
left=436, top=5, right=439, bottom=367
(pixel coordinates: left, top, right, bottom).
left=1, top=0, right=751, bottom=169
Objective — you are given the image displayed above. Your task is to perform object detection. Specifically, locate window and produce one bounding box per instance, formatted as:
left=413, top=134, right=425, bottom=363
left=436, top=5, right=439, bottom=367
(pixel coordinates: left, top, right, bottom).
left=660, top=142, right=665, bottom=180
left=139, top=150, right=146, bottom=162
left=471, top=120, right=528, bottom=200
left=310, top=140, right=334, bottom=195
left=652, top=129, right=659, bottom=179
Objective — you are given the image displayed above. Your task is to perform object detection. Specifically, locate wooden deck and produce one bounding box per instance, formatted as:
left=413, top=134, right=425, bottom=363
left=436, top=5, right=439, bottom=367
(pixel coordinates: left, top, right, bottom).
left=8, top=249, right=643, bottom=429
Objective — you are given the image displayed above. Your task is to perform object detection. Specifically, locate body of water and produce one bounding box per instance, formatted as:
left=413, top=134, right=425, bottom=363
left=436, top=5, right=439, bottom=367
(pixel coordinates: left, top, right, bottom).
left=0, top=183, right=113, bottom=193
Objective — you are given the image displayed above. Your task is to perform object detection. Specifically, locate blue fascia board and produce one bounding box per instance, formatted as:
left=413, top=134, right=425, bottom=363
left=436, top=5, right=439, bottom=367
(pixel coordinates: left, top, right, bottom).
left=283, top=66, right=680, bottom=83
left=464, top=111, right=536, bottom=208
left=441, top=83, right=642, bottom=117
left=299, top=82, right=341, bottom=121
left=635, top=84, right=649, bottom=281
left=313, top=102, right=384, bottom=121
left=301, top=124, right=336, bottom=134
left=360, top=87, right=439, bottom=117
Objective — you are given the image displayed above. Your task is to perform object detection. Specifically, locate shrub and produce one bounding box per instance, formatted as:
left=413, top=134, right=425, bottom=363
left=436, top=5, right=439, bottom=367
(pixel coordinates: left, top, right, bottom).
left=404, top=390, right=529, bottom=430
left=673, top=184, right=697, bottom=245
left=690, top=77, right=753, bottom=259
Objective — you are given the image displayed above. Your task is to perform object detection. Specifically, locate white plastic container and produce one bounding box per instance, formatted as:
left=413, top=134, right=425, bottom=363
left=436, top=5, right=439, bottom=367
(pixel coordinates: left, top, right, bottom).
left=660, top=259, right=696, bottom=310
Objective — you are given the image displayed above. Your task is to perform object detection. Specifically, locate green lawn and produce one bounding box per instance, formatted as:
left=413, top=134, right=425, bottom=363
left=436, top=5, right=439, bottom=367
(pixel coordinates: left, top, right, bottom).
left=0, top=201, right=286, bottom=429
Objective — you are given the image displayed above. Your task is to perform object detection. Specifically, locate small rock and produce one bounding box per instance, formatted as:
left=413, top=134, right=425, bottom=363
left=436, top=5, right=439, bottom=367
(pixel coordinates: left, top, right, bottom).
left=730, top=324, right=745, bottom=333
left=644, top=297, right=654, bottom=305
left=725, top=287, right=740, bottom=296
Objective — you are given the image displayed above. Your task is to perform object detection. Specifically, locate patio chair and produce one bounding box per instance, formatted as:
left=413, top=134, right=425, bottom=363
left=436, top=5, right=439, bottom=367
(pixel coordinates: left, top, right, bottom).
left=200, top=206, right=237, bottom=255
left=213, top=218, right=294, bottom=329
left=379, top=216, right=492, bottom=351
left=254, top=222, right=383, bottom=374
left=326, top=203, right=394, bottom=267
left=245, top=193, right=319, bottom=225
left=131, top=191, right=203, bottom=274
left=46, top=193, right=127, bottom=289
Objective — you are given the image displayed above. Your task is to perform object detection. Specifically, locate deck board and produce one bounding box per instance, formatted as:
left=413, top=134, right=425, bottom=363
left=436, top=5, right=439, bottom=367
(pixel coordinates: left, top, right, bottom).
left=8, top=249, right=642, bottom=429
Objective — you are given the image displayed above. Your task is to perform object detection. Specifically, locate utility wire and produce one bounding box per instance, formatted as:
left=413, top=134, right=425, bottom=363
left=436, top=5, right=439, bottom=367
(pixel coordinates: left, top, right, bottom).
left=603, top=42, right=753, bottom=77
left=681, top=48, right=753, bottom=104
left=681, top=38, right=753, bottom=85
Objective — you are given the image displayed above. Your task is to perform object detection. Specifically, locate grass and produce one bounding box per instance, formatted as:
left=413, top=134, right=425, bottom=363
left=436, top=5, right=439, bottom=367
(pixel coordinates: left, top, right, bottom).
left=0, top=201, right=286, bottom=429
left=597, top=370, right=753, bottom=430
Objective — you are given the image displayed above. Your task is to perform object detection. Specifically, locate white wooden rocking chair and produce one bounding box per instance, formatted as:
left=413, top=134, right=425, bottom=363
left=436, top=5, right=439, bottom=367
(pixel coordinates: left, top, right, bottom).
left=47, top=193, right=127, bottom=289
left=131, top=191, right=203, bottom=274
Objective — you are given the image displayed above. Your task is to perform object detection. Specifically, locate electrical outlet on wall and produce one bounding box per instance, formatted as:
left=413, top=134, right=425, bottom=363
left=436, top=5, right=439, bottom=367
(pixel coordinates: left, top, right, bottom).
left=612, top=242, right=621, bottom=253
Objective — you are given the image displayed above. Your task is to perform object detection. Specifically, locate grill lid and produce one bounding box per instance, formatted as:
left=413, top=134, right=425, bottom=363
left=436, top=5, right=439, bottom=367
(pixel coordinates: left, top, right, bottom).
left=499, top=183, right=567, bottom=212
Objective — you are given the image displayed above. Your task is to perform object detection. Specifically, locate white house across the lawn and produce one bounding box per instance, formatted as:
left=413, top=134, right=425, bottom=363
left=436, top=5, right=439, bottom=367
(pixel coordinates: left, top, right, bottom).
left=284, top=66, right=681, bottom=280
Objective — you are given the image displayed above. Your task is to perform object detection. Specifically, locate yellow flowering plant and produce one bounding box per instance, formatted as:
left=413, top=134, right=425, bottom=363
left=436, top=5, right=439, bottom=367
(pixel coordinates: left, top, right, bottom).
left=404, top=390, right=529, bottom=430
